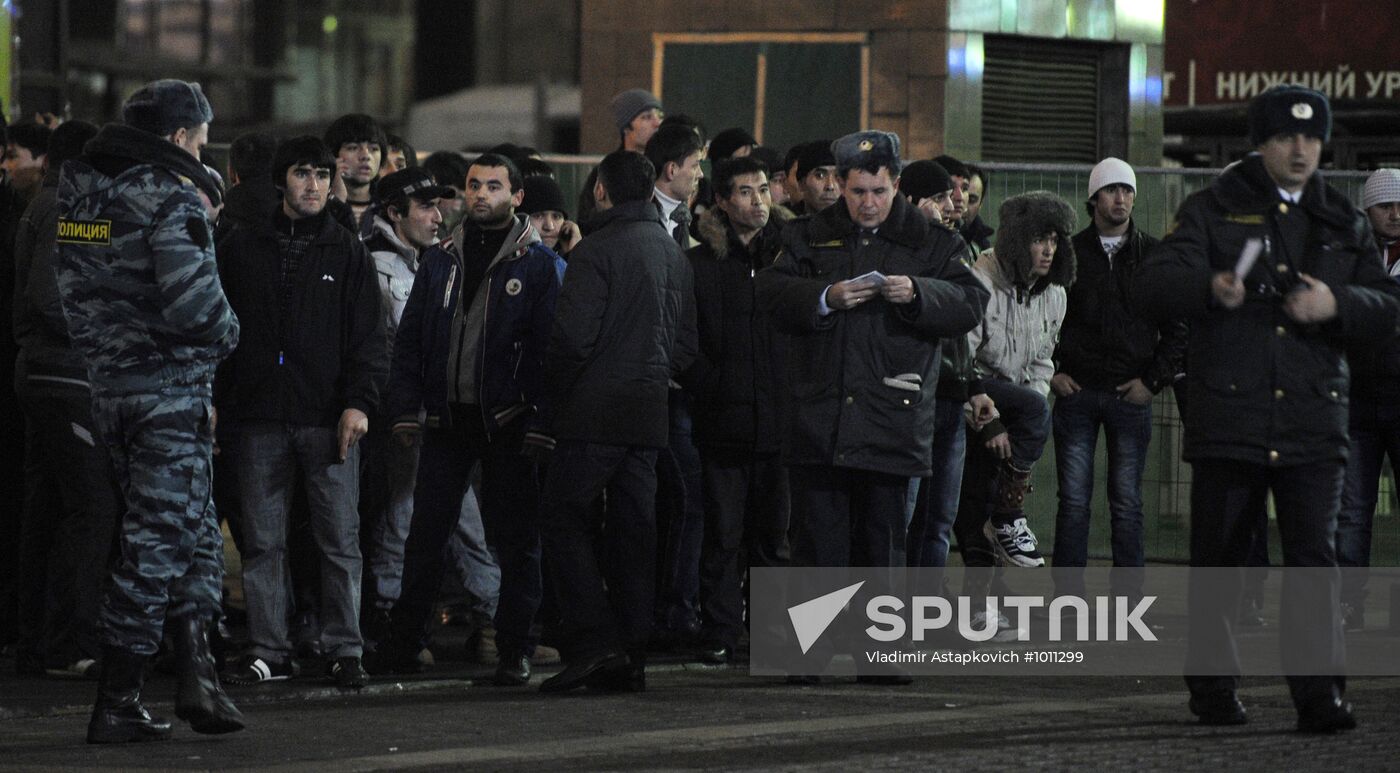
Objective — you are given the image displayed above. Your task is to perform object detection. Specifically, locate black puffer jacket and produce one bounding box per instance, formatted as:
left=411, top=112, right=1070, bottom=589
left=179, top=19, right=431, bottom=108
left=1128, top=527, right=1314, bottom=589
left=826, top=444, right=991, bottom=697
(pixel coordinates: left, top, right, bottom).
left=757, top=194, right=989, bottom=477
left=1134, top=155, right=1400, bottom=466
left=682, top=205, right=792, bottom=453
left=544, top=199, right=698, bottom=448
left=1058, top=221, right=1187, bottom=392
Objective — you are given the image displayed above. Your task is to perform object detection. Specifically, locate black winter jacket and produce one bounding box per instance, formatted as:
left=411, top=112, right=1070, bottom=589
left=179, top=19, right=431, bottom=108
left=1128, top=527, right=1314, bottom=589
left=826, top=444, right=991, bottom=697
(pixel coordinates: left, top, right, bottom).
left=1134, top=155, right=1400, bottom=466
left=215, top=208, right=388, bottom=427
left=14, top=171, right=88, bottom=386
left=1346, top=234, right=1400, bottom=406
left=682, top=206, right=791, bottom=453
left=544, top=199, right=698, bottom=448
left=757, top=194, right=990, bottom=477
left=1058, top=221, right=1187, bottom=392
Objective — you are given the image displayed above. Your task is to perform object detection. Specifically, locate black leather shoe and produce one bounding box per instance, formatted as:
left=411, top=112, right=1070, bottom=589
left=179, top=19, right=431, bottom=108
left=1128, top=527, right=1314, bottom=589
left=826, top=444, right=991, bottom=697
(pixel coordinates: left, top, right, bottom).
left=697, top=643, right=731, bottom=665
left=1297, top=697, right=1356, bottom=733
left=587, top=656, right=646, bottom=693
left=173, top=616, right=245, bottom=734
left=1189, top=692, right=1248, bottom=725
left=87, top=648, right=174, bottom=744
left=539, top=651, right=628, bottom=694
left=477, top=655, right=531, bottom=687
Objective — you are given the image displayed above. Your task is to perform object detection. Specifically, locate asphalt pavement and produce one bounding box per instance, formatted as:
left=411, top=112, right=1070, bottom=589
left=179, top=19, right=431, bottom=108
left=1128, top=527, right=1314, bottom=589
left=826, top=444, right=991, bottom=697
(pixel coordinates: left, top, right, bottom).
left=3, top=636, right=1398, bottom=771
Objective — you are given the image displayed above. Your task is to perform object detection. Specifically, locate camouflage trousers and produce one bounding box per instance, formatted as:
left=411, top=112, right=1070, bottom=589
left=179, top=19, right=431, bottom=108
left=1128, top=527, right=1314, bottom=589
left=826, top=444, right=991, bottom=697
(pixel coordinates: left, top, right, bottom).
left=92, top=389, right=223, bottom=655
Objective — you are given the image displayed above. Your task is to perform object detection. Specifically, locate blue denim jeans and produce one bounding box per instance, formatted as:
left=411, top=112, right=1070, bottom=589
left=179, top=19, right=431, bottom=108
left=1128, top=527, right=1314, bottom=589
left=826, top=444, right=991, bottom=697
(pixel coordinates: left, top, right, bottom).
left=978, top=380, right=1050, bottom=469
left=238, top=422, right=363, bottom=661
left=1337, top=400, right=1400, bottom=606
left=1050, top=387, right=1152, bottom=568
left=906, top=398, right=968, bottom=568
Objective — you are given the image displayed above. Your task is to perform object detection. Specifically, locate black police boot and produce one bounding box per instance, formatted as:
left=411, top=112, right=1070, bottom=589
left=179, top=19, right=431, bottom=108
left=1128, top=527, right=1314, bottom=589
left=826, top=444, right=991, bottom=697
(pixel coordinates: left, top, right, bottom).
left=86, top=647, right=174, bottom=744
left=173, top=616, right=246, bottom=734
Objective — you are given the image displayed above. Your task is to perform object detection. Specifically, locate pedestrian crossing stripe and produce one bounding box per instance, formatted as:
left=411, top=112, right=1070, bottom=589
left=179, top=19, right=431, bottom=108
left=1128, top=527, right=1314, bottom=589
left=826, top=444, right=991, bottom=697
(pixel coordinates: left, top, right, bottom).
left=56, top=218, right=113, bottom=246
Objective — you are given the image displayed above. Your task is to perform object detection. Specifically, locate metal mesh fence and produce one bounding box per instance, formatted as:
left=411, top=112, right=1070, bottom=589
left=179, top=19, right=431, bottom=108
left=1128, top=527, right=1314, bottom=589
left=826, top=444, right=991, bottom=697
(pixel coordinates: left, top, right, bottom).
left=544, top=157, right=1393, bottom=564
left=214, top=147, right=1388, bottom=565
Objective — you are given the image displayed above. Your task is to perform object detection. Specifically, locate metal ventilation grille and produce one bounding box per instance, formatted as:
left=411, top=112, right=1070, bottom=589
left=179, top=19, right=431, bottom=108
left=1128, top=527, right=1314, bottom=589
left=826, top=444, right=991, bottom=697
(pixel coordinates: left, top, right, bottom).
left=982, top=36, right=1101, bottom=163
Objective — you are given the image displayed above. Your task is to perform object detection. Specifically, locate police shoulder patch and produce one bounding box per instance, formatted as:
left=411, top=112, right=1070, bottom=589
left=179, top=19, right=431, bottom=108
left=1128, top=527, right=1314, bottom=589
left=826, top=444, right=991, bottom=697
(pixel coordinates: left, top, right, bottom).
left=56, top=218, right=113, bottom=246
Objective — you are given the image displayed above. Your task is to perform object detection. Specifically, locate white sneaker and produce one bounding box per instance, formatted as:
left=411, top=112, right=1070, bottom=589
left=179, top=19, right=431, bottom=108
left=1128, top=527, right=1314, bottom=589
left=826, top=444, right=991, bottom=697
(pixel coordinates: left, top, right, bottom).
left=984, top=517, right=1045, bottom=568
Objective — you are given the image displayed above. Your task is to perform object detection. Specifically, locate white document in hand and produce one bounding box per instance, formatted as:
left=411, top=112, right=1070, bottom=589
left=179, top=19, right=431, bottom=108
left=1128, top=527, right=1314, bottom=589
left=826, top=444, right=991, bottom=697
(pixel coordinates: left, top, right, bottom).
left=850, top=270, right=888, bottom=286
left=1234, top=238, right=1264, bottom=279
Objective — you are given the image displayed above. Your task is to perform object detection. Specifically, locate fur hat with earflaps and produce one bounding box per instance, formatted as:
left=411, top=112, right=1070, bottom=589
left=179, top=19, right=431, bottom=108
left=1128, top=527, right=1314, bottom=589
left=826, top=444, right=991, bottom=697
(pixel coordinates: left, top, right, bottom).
left=993, top=190, right=1077, bottom=293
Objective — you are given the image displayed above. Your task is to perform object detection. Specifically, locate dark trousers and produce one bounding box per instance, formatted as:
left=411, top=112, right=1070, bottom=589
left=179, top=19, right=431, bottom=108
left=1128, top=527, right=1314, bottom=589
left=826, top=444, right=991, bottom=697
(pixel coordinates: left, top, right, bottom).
left=697, top=449, right=790, bottom=649
left=391, top=408, right=542, bottom=660
left=542, top=440, right=659, bottom=661
left=788, top=465, right=910, bottom=567
left=654, top=392, right=703, bottom=633
left=15, top=376, right=121, bottom=666
left=954, top=380, right=1051, bottom=566
left=1337, top=400, right=1400, bottom=606
left=1184, top=459, right=1346, bottom=710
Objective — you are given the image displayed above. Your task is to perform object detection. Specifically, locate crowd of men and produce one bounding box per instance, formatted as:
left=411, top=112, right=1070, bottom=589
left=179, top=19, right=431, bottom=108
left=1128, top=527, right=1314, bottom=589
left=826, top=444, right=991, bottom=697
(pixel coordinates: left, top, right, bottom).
left=0, top=77, right=1396, bottom=742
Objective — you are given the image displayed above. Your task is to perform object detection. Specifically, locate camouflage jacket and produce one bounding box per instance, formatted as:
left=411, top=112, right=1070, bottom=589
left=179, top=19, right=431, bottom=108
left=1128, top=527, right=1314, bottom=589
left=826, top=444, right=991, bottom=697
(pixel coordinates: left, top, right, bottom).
left=55, top=124, right=239, bottom=395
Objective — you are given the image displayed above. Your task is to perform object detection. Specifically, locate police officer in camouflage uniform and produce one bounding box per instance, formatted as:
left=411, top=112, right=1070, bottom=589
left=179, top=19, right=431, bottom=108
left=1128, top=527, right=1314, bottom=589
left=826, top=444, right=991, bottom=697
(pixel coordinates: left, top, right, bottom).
left=55, top=80, right=245, bottom=743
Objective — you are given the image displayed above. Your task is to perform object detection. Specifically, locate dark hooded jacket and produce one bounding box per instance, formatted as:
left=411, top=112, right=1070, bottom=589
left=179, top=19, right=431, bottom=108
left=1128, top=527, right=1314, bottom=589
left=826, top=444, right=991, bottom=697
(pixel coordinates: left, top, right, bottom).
left=1134, top=154, right=1400, bottom=466
left=544, top=198, right=698, bottom=448
left=757, top=193, right=989, bottom=478
left=1058, top=219, right=1187, bottom=393
left=681, top=204, right=792, bottom=453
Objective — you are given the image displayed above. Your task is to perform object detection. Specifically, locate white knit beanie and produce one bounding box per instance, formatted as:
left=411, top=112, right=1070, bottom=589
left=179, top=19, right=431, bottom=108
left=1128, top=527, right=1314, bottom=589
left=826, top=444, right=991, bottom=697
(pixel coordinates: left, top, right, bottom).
left=1362, top=168, right=1400, bottom=210
left=1087, top=157, right=1136, bottom=198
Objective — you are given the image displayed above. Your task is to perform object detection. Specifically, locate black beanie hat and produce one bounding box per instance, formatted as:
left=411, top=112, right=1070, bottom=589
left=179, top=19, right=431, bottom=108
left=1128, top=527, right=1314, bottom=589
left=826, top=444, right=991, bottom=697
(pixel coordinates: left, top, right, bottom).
left=709, top=127, right=758, bottom=161
left=1248, top=85, right=1332, bottom=146
left=521, top=175, right=568, bottom=219
left=795, top=140, right=836, bottom=180
left=899, top=160, right=953, bottom=201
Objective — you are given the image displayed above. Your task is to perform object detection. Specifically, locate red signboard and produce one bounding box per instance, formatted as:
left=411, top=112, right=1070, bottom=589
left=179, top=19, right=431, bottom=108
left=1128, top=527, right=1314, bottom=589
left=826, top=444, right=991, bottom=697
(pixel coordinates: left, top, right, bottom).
left=1164, top=0, right=1400, bottom=107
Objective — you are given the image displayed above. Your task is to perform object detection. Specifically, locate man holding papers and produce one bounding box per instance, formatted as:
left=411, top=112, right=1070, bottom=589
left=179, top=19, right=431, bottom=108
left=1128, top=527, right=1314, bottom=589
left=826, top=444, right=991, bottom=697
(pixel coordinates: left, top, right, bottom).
left=757, top=131, right=987, bottom=588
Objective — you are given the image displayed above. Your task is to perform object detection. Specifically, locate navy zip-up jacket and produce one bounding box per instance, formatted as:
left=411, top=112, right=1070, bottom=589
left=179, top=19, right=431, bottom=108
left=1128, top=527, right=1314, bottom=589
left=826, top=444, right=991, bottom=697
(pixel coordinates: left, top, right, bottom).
left=387, top=213, right=564, bottom=436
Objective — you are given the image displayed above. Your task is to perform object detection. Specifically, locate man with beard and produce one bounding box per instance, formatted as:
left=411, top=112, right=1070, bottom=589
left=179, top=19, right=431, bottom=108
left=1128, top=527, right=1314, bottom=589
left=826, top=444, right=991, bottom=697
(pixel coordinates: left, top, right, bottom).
left=376, top=154, right=564, bottom=688
left=1050, top=158, right=1185, bottom=598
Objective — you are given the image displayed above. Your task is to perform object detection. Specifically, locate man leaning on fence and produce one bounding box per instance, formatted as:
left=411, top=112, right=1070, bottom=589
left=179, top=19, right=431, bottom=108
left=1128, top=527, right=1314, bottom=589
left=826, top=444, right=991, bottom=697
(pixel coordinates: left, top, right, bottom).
left=1135, top=85, right=1400, bottom=733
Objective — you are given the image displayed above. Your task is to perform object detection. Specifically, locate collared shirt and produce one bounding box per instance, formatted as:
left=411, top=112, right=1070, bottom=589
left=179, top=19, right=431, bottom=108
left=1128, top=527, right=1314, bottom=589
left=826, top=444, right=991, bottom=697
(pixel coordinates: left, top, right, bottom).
left=1277, top=187, right=1301, bottom=204
left=653, top=187, right=683, bottom=223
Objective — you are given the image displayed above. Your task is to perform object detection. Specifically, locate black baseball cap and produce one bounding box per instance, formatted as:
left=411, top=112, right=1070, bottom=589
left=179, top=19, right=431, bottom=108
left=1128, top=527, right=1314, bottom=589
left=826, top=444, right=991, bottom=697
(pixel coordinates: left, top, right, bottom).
left=377, top=167, right=458, bottom=205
